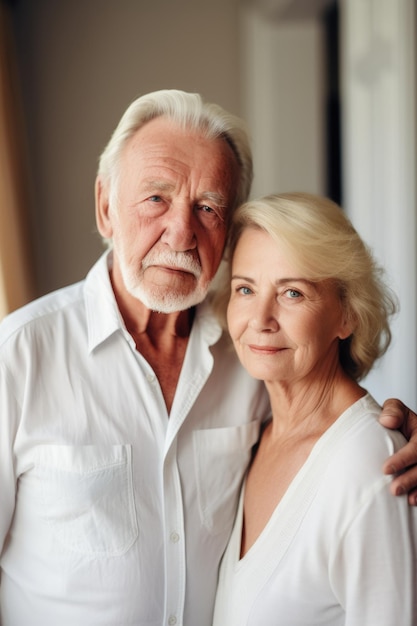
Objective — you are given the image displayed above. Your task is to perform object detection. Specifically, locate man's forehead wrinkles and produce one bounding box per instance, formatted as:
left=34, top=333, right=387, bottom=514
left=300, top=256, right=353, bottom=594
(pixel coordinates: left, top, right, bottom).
left=143, top=180, right=176, bottom=192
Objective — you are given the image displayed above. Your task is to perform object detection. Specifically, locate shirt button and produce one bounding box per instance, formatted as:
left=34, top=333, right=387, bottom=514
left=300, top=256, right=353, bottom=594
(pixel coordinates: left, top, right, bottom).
left=168, top=616, right=177, bottom=625
left=146, top=373, right=155, bottom=383
left=170, top=532, right=180, bottom=543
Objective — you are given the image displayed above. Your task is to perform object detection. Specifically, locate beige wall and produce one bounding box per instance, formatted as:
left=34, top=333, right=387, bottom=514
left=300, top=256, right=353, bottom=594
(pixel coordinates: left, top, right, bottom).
left=12, top=0, right=242, bottom=296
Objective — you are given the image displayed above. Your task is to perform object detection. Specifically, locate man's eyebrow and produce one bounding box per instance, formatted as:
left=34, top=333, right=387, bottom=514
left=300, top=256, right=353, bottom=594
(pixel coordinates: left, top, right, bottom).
left=200, top=191, right=228, bottom=208
left=142, top=183, right=227, bottom=208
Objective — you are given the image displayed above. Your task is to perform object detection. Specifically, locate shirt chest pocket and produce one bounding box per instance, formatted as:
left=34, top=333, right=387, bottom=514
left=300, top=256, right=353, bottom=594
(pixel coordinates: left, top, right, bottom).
left=36, top=445, right=138, bottom=557
left=193, top=421, right=260, bottom=535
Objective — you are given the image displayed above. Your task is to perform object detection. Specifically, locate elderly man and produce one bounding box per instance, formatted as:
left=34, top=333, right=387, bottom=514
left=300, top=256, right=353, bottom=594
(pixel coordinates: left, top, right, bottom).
left=0, top=89, right=416, bottom=626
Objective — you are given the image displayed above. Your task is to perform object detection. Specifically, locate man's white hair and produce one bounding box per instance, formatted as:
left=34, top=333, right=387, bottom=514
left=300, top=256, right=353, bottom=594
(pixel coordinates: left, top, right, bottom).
left=97, top=89, right=253, bottom=215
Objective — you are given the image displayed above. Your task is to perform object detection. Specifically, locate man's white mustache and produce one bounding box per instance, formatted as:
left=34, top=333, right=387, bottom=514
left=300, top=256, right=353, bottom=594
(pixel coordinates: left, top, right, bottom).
left=142, top=250, right=202, bottom=278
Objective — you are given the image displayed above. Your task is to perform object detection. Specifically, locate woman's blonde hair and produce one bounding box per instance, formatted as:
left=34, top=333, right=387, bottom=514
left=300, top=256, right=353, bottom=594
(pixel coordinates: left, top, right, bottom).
left=211, top=192, right=398, bottom=381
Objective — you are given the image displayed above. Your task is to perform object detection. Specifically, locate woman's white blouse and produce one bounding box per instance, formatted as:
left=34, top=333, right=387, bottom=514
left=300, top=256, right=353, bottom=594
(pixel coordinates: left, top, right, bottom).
left=213, top=394, right=417, bottom=626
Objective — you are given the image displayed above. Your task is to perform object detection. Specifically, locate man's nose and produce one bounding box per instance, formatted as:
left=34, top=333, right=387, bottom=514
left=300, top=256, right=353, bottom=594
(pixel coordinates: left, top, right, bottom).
left=160, top=202, right=197, bottom=251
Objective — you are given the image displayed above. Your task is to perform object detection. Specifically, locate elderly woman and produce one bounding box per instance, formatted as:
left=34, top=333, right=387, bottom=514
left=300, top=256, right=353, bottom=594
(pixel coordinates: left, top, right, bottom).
left=212, top=193, right=417, bottom=625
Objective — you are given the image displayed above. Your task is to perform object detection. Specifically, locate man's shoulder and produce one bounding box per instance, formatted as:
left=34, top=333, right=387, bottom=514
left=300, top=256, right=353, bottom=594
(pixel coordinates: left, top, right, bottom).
left=0, top=280, right=85, bottom=347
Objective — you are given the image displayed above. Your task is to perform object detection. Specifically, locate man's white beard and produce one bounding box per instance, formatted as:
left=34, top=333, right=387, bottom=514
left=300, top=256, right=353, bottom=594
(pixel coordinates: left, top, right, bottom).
left=120, top=249, right=211, bottom=313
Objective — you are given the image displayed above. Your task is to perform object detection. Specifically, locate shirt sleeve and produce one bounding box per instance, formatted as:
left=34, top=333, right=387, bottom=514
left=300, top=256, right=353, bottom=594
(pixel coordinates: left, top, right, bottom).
left=0, top=360, right=19, bottom=554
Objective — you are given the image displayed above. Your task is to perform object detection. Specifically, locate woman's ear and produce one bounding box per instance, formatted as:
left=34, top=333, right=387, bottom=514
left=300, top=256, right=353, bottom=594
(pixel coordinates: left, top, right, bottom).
left=338, top=311, right=355, bottom=341
left=95, top=177, right=113, bottom=239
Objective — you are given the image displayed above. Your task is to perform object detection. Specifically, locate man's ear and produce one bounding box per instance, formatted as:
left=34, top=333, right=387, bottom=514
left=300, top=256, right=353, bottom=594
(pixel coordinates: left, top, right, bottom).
left=95, top=177, right=113, bottom=239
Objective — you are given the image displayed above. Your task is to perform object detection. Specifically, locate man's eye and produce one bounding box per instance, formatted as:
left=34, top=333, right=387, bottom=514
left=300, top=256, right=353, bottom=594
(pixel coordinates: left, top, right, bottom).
left=199, top=205, right=215, bottom=214
left=149, top=195, right=162, bottom=202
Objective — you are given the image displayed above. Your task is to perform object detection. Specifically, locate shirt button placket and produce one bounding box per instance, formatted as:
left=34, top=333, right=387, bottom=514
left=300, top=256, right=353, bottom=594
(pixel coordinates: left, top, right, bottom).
left=167, top=530, right=181, bottom=625
left=164, top=443, right=185, bottom=626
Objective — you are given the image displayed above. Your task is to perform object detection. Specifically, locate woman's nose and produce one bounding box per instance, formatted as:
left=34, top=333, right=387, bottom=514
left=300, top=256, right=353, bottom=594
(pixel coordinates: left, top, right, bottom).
left=248, top=301, right=279, bottom=332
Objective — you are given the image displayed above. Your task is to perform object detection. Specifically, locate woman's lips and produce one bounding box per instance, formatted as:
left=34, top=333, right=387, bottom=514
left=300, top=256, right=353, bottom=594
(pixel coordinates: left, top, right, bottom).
left=248, top=344, right=286, bottom=355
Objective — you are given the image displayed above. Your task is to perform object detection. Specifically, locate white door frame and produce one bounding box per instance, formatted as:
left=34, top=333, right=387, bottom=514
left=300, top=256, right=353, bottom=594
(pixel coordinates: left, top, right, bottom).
left=341, top=0, right=416, bottom=407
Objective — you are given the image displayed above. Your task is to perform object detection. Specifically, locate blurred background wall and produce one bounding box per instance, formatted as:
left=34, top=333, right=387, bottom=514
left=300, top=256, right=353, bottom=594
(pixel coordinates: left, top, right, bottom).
left=6, top=0, right=245, bottom=296
left=0, top=0, right=416, bottom=407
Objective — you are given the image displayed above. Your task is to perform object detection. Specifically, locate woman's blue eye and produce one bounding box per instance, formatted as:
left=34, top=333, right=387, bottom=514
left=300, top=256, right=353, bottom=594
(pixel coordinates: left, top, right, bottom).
left=239, top=286, right=252, bottom=295
left=287, top=289, right=301, bottom=298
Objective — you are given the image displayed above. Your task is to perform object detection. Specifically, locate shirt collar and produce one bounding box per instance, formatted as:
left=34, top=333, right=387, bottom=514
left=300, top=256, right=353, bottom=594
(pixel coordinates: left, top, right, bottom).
left=192, top=298, right=223, bottom=348
left=84, top=250, right=224, bottom=353
left=84, top=250, right=126, bottom=353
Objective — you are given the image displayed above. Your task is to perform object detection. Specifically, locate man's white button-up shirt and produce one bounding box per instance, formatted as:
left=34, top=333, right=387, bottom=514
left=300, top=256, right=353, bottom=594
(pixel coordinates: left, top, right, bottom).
left=0, top=252, right=269, bottom=626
